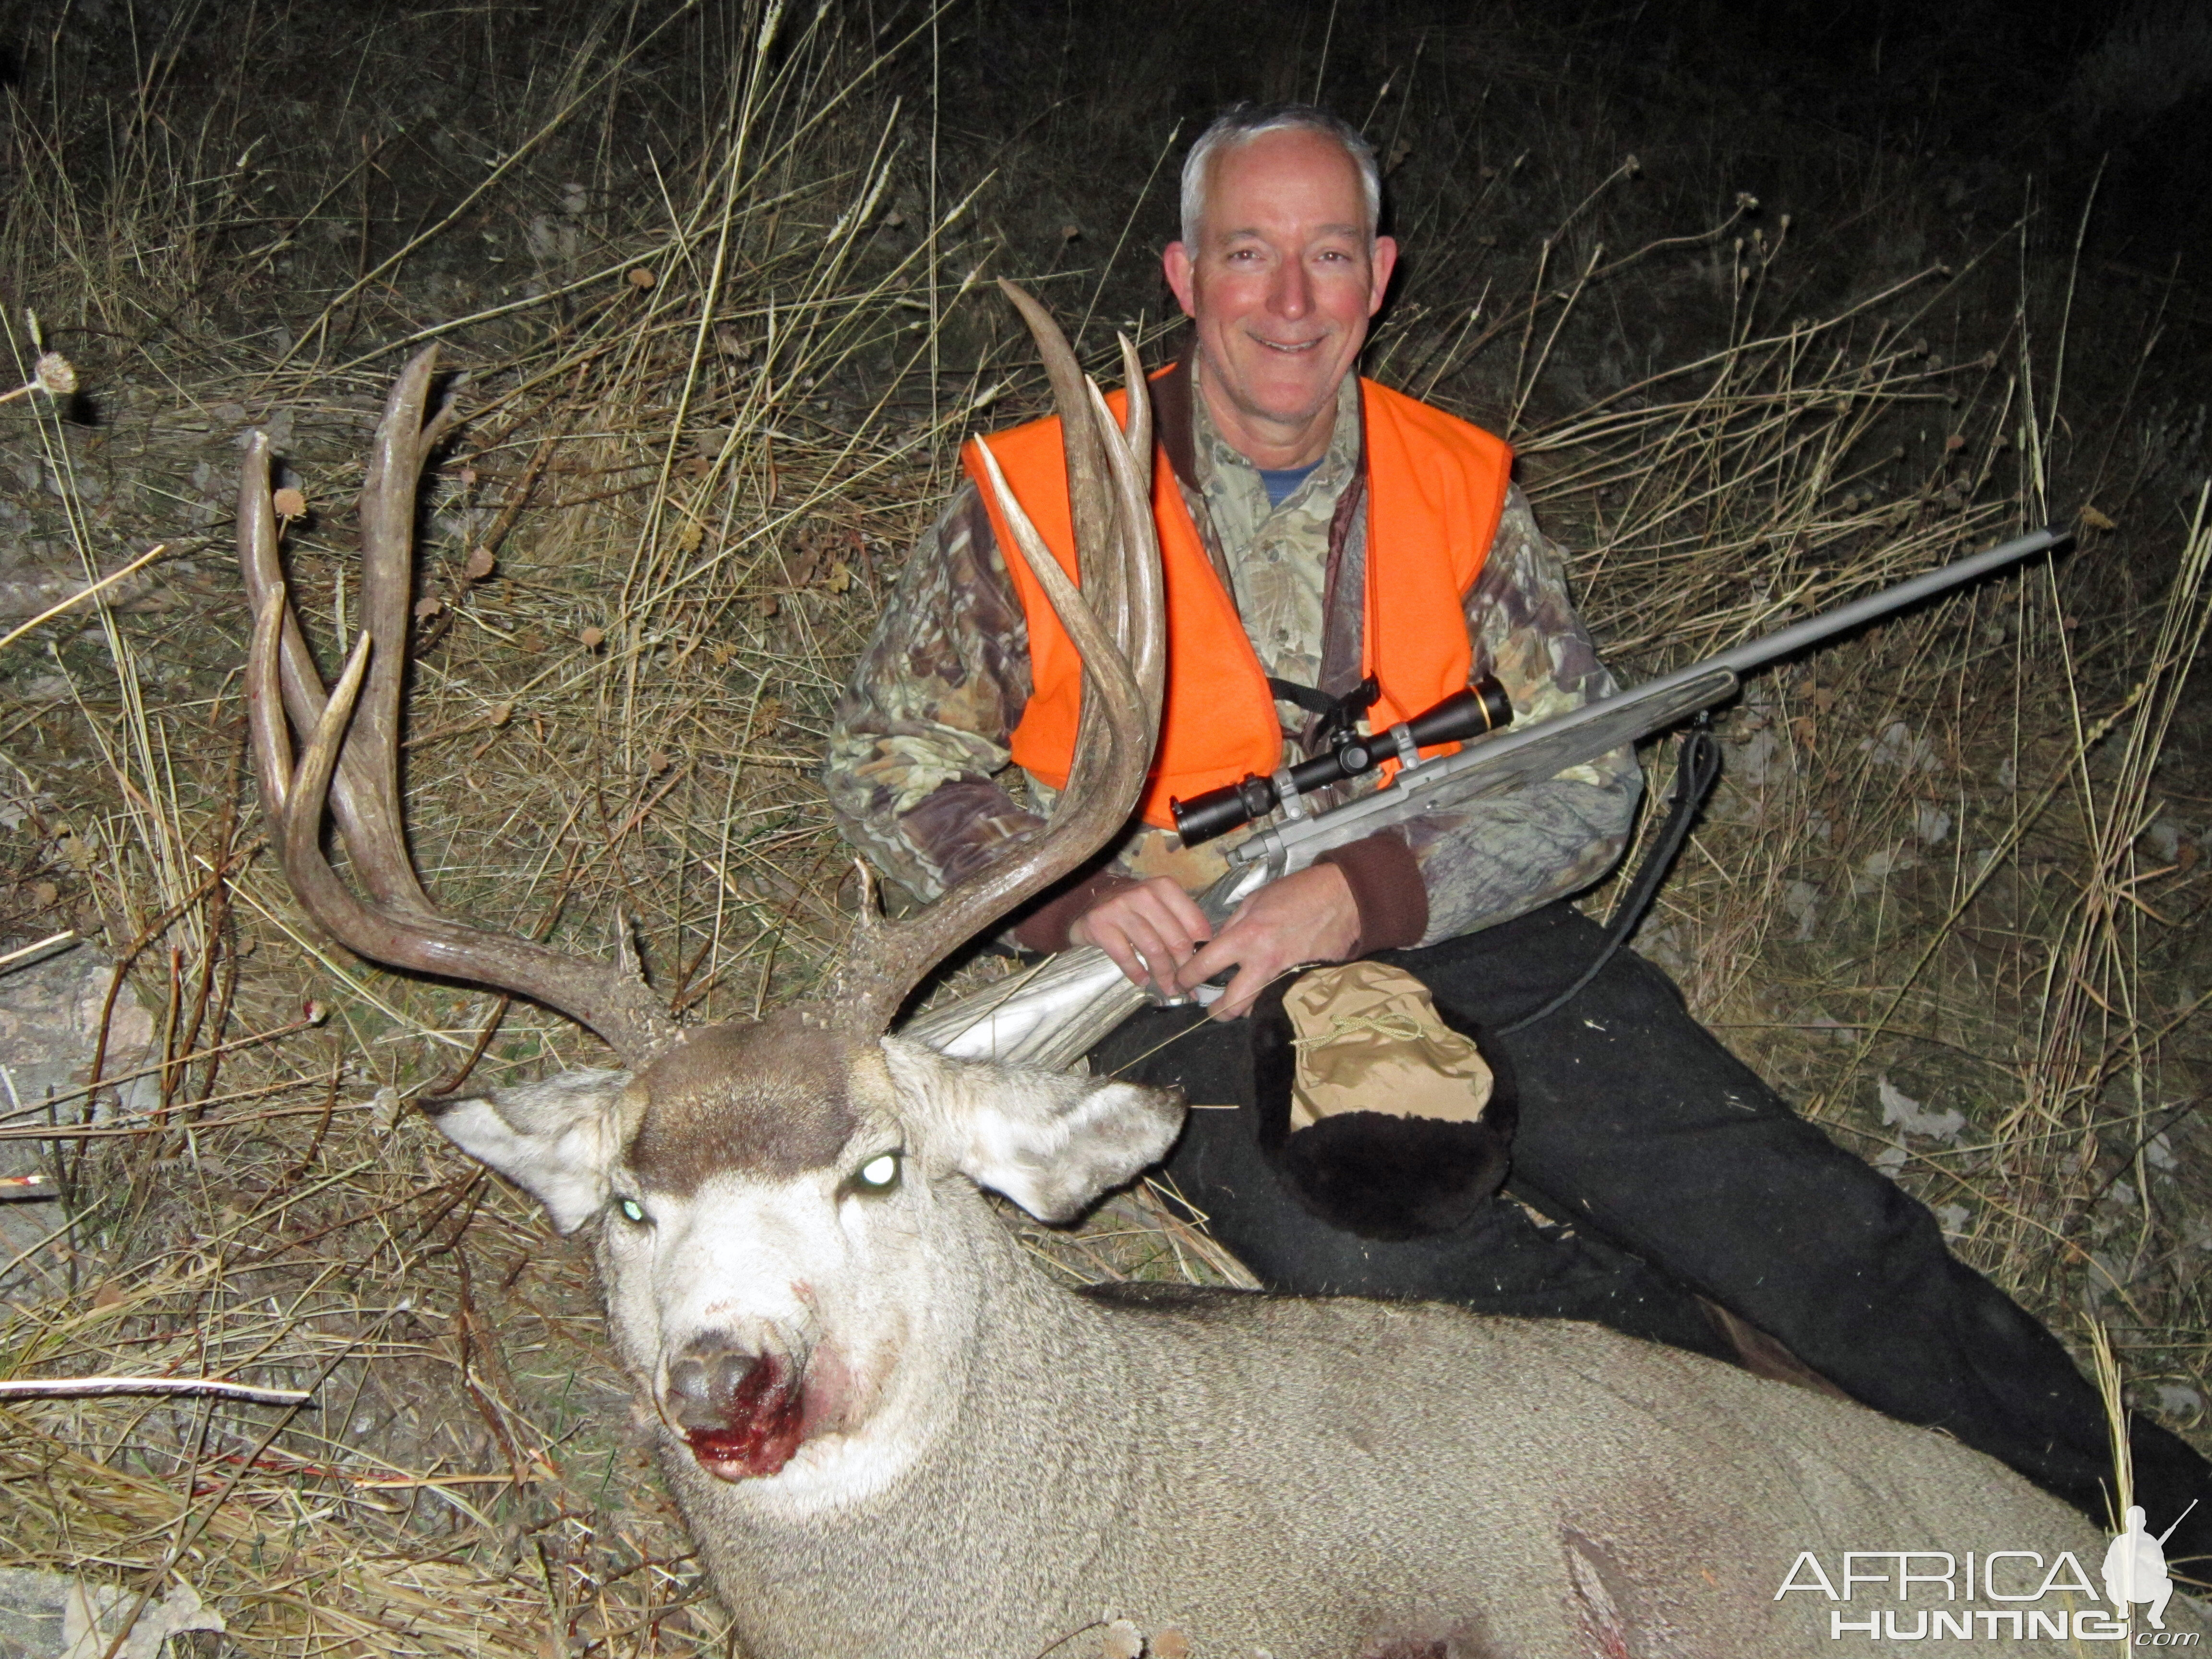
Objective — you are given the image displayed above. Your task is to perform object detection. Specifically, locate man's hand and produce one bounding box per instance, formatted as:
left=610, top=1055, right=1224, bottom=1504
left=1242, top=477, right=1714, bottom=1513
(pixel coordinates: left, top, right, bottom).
left=1069, top=877, right=1214, bottom=1000
left=1179, top=863, right=1361, bottom=1021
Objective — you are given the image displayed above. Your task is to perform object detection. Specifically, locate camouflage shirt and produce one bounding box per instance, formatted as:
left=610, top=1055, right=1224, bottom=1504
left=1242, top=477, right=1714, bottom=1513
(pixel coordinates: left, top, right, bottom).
left=823, top=360, right=1640, bottom=950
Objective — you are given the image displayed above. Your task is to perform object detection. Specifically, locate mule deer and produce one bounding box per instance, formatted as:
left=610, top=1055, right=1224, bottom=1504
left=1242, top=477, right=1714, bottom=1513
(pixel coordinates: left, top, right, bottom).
left=239, top=290, right=2169, bottom=1658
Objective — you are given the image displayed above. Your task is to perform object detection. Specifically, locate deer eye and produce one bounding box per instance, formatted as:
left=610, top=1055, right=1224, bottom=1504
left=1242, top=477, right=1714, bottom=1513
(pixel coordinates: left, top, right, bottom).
left=851, top=1152, right=901, bottom=1193
left=615, top=1196, right=648, bottom=1225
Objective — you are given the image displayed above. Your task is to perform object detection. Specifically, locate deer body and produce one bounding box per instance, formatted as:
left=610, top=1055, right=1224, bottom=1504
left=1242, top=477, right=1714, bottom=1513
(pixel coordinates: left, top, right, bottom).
left=239, top=303, right=2187, bottom=1659
left=435, top=1024, right=2116, bottom=1659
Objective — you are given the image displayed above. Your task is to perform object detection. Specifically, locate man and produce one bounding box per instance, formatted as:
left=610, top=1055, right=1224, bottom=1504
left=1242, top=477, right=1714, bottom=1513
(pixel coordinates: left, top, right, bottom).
left=825, top=103, right=2209, bottom=1567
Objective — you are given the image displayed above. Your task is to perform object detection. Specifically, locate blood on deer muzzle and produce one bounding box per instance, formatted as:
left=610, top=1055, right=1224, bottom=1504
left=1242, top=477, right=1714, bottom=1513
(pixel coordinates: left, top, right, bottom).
left=664, top=1338, right=808, bottom=1479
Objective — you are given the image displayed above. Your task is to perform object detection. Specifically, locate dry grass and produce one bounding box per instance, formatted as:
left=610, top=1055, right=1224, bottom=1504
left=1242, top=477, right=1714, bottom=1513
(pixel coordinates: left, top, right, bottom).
left=0, top=1, right=2206, bottom=1652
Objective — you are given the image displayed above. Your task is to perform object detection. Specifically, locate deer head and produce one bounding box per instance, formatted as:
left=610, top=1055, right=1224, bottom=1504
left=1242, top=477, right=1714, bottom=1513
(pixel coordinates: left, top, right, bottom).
left=239, top=286, right=1178, bottom=1498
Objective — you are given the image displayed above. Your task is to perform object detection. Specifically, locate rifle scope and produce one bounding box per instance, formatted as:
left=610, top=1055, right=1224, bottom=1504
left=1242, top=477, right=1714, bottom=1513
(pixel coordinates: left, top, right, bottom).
left=1171, top=676, right=1513, bottom=846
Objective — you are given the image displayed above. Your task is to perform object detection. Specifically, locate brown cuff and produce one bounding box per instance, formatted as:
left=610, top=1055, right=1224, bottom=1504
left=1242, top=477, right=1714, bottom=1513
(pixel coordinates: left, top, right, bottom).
left=1011, top=871, right=1142, bottom=955
left=1316, top=833, right=1427, bottom=955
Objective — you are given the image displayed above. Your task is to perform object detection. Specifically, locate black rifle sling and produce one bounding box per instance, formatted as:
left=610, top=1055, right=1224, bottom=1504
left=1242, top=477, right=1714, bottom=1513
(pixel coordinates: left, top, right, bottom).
left=1265, top=675, right=1380, bottom=750
left=1495, top=722, right=1724, bottom=1036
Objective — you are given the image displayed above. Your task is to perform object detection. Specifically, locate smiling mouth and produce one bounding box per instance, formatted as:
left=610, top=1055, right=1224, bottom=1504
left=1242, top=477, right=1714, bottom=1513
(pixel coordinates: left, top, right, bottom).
left=1252, top=336, right=1325, bottom=354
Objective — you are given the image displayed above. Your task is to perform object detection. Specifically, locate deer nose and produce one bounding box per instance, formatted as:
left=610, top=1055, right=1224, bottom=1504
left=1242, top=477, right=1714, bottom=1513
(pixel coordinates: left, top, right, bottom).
left=661, top=1333, right=809, bottom=1480
left=663, top=1334, right=767, bottom=1431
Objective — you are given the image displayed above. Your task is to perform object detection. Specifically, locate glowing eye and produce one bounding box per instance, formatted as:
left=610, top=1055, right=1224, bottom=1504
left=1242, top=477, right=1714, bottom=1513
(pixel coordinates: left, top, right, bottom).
left=855, top=1153, right=900, bottom=1191
left=617, top=1198, right=646, bottom=1224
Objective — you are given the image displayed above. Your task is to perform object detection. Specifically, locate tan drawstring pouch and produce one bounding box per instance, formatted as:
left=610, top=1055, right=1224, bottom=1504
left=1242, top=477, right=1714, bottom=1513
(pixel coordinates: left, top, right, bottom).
left=1282, top=961, right=1496, bottom=1131
left=1253, top=961, right=1515, bottom=1241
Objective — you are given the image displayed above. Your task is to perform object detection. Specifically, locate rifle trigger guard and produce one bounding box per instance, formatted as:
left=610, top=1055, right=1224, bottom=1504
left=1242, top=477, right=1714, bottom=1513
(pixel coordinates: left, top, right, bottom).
left=1271, top=766, right=1308, bottom=821
left=1390, top=721, right=1422, bottom=773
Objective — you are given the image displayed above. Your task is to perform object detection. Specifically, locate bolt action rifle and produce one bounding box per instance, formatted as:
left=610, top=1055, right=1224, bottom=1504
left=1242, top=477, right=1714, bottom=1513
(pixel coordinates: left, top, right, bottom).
left=901, top=525, right=2068, bottom=1069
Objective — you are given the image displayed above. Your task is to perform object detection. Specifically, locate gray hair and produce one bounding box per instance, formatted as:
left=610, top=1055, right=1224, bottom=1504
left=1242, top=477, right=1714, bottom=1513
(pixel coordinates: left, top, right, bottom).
left=1178, top=104, right=1382, bottom=248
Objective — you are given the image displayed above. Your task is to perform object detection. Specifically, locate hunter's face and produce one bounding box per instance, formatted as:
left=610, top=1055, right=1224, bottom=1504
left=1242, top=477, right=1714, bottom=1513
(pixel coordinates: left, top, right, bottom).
left=1165, top=127, right=1395, bottom=463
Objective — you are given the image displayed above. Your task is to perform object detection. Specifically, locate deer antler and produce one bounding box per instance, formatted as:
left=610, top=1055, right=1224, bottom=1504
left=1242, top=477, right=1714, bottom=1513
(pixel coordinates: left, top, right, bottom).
left=239, top=348, right=684, bottom=1067
left=830, top=282, right=1166, bottom=1032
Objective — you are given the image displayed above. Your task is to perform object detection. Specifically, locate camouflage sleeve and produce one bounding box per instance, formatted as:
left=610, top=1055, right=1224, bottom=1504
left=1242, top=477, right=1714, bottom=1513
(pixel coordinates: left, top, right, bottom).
left=1400, top=484, right=1642, bottom=945
left=821, top=480, right=1048, bottom=904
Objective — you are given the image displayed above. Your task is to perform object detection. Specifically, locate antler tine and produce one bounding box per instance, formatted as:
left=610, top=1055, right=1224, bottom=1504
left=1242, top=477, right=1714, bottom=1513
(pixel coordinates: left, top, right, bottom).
left=995, top=278, right=1125, bottom=658
left=348, top=348, right=461, bottom=912
left=1094, top=355, right=1165, bottom=718
left=238, top=358, right=684, bottom=1069
left=834, top=288, right=1164, bottom=1031
left=1049, top=373, right=1164, bottom=826
left=238, top=429, right=431, bottom=915
left=1109, top=331, right=1154, bottom=675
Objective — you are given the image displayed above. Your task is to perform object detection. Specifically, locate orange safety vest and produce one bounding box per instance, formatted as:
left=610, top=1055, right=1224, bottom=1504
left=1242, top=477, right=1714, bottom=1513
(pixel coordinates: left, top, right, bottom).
left=965, top=377, right=1513, bottom=830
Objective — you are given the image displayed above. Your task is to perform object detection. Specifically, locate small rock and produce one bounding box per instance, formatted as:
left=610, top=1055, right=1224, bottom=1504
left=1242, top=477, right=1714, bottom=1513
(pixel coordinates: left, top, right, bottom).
left=1912, top=803, right=1952, bottom=845
left=1860, top=720, right=1941, bottom=773
left=2153, top=1383, right=2202, bottom=1419
left=1781, top=880, right=1820, bottom=941
left=372, top=1086, right=405, bottom=1131
left=1859, top=846, right=1916, bottom=882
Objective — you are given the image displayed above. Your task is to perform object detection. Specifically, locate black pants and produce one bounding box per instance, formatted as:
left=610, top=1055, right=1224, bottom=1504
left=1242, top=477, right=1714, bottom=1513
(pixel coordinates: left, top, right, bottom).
left=1090, top=901, right=2211, bottom=1560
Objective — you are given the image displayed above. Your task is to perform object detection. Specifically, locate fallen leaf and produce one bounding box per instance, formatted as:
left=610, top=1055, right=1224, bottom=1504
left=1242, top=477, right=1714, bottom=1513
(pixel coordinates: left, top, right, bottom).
left=2080, top=505, right=2116, bottom=531
left=464, top=545, right=496, bottom=580
left=414, top=596, right=444, bottom=621
left=1151, top=1630, right=1191, bottom=1659
left=579, top=625, right=605, bottom=649
left=93, top=1281, right=124, bottom=1310
left=627, top=267, right=657, bottom=289
left=646, top=750, right=672, bottom=775
left=1878, top=1075, right=1965, bottom=1143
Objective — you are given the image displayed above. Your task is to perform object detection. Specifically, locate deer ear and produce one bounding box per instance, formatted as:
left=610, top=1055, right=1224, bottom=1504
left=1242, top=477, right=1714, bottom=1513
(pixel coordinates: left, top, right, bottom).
left=883, top=1039, right=1184, bottom=1222
left=427, top=1068, right=635, bottom=1234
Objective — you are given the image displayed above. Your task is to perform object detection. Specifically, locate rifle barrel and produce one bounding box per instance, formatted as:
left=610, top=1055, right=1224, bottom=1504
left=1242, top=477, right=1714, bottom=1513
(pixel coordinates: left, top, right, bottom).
left=1231, top=524, right=2068, bottom=873
left=1703, top=525, right=2064, bottom=678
